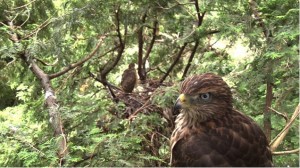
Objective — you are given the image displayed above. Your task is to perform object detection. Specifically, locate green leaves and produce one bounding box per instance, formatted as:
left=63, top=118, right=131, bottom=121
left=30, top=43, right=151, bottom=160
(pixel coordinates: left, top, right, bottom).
left=0, top=0, right=298, bottom=167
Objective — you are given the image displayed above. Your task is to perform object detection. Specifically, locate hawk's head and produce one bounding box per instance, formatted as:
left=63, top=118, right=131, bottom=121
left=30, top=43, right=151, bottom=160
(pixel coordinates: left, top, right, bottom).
left=173, top=73, right=233, bottom=122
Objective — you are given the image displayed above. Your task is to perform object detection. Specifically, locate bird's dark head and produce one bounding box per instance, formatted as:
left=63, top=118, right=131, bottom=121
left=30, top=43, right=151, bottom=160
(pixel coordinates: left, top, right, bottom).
left=128, top=63, right=135, bottom=69
left=173, top=73, right=233, bottom=121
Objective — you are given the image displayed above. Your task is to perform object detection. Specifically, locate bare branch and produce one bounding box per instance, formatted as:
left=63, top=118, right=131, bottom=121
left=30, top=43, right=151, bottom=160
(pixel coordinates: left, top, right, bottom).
left=89, top=71, right=122, bottom=91
left=268, top=107, right=288, bottom=122
left=11, top=0, right=37, bottom=10
left=115, top=6, right=124, bottom=46
left=99, top=7, right=125, bottom=84
left=34, top=57, right=59, bottom=66
left=270, top=104, right=300, bottom=151
left=272, top=148, right=300, bottom=155
left=23, top=17, right=52, bottom=39
left=49, top=35, right=106, bottom=79
left=143, top=20, right=158, bottom=66
left=194, top=0, right=206, bottom=26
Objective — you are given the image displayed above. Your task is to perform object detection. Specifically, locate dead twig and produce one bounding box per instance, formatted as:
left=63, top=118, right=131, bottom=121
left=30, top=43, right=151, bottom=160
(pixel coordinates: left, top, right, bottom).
left=11, top=0, right=37, bottom=10
left=268, top=107, right=288, bottom=122
left=272, top=148, right=300, bottom=155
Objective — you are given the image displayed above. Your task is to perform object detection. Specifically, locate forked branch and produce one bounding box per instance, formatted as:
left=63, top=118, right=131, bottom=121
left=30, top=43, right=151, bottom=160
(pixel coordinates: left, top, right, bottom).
left=270, top=104, right=300, bottom=152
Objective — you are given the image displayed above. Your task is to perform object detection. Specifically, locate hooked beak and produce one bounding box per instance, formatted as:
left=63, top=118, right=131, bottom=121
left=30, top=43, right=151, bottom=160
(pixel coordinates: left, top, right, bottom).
left=173, top=94, right=186, bottom=115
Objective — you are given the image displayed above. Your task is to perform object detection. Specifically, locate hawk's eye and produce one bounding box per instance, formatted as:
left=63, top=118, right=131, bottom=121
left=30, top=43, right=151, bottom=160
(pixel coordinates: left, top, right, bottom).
left=200, top=93, right=210, bottom=101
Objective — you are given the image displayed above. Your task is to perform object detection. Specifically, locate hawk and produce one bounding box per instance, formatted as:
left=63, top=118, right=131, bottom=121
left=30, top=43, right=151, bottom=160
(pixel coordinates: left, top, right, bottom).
left=170, top=73, right=272, bottom=167
left=121, top=63, right=137, bottom=93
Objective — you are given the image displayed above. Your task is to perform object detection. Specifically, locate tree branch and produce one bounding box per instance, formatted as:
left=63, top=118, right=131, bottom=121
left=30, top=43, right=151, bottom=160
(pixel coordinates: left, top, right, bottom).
left=159, top=43, right=188, bottom=84
left=181, top=40, right=199, bottom=79
left=23, top=17, right=52, bottom=40
left=272, top=148, right=300, bottom=155
left=270, top=104, right=300, bottom=151
left=99, top=7, right=125, bottom=85
left=269, top=107, right=288, bottom=122
left=194, top=0, right=206, bottom=26
left=8, top=18, right=68, bottom=164
left=11, top=0, right=37, bottom=10
left=20, top=51, right=68, bottom=165
left=48, top=35, right=106, bottom=79
left=143, top=20, right=158, bottom=66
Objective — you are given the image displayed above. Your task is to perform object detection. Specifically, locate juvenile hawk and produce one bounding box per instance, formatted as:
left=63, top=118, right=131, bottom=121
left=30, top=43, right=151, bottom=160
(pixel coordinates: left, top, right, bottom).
left=170, top=73, right=272, bottom=167
left=121, top=63, right=137, bottom=93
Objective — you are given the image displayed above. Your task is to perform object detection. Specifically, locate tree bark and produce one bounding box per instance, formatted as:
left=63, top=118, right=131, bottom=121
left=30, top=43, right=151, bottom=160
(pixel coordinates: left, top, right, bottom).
left=19, top=52, right=68, bottom=165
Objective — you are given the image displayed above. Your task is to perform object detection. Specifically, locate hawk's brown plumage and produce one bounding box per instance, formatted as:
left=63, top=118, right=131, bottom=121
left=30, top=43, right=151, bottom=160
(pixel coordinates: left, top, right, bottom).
left=121, top=63, right=137, bottom=93
left=170, top=73, right=272, bottom=167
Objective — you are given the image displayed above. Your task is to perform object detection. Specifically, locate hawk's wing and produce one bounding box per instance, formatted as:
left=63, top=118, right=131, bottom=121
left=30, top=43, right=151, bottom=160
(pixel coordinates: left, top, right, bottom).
left=171, top=110, right=272, bottom=167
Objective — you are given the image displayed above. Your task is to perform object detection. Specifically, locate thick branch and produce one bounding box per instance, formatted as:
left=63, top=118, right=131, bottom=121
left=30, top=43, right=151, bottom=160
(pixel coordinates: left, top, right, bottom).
left=49, top=35, right=106, bottom=79
left=20, top=51, right=68, bottom=165
left=270, top=104, right=300, bottom=151
left=99, top=8, right=125, bottom=84
left=143, top=20, right=158, bottom=66
left=159, top=43, right=188, bottom=84
left=115, top=6, right=124, bottom=46
left=8, top=17, right=68, bottom=164
left=194, top=0, right=206, bottom=26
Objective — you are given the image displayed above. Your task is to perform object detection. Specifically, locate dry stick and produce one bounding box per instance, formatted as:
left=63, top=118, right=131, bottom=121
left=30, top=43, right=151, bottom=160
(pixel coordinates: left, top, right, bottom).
left=11, top=0, right=37, bottom=10
left=270, top=104, right=300, bottom=152
left=23, top=17, right=52, bottom=39
left=272, top=148, right=300, bottom=155
left=49, top=35, right=106, bottom=79
left=13, top=135, right=46, bottom=157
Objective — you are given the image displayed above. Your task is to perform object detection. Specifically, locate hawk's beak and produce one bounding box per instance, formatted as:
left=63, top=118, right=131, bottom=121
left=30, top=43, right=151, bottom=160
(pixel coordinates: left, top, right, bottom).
left=173, top=94, right=186, bottom=115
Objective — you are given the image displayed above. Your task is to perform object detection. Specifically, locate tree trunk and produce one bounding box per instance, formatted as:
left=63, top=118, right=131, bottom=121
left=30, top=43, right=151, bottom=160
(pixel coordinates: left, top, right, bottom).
left=264, top=79, right=273, bottom=142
